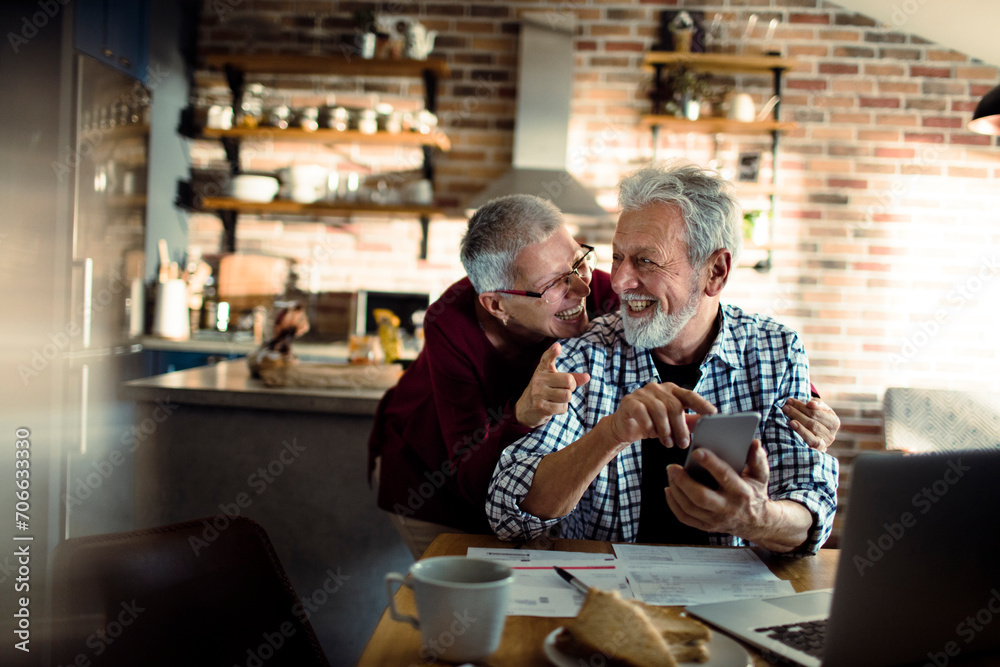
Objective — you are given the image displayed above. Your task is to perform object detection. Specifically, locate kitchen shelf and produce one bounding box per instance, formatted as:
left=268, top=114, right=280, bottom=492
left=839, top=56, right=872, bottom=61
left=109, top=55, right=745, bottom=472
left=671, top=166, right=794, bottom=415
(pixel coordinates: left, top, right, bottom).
left=641, top=51, right=800, bottom=272
left=203, top=53, right=450, bottom=78
left=198, top=196, right=446, bottom=217
left=189, top=53, right=451, bottom=259
left=642, top=52, right=797, bottom=74
left=199, top=127, right=451, bottom=150
left=639, top=116, right=796, bottom=134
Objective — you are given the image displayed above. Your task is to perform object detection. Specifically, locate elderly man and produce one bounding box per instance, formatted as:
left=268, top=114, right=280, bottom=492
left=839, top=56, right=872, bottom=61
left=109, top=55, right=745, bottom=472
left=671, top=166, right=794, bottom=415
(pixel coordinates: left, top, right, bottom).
left=486, top=161, right=838, bottom=555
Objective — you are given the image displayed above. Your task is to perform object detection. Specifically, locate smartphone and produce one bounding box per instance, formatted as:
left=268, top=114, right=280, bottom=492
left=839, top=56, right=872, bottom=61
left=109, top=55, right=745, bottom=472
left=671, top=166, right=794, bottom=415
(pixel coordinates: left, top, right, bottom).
left=683, top=412, right=761, bottom=490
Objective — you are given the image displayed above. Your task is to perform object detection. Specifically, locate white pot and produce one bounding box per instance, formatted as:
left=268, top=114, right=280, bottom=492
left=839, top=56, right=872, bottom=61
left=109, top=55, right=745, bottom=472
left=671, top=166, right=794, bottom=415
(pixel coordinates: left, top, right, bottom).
left=228, top=174, right=279, bottom=202
left=727, top=93, right=756, bottom=122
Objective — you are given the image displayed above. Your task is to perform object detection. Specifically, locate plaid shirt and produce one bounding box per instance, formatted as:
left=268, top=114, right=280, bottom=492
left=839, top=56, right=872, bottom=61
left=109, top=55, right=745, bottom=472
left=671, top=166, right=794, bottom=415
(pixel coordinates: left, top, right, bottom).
left=486, top=304, right=839, bottom=556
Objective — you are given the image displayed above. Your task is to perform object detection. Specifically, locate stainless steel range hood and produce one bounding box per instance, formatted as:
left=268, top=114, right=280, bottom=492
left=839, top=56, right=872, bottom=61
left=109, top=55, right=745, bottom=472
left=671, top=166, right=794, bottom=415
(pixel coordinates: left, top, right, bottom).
left=464, top=13, right=612, bottom=223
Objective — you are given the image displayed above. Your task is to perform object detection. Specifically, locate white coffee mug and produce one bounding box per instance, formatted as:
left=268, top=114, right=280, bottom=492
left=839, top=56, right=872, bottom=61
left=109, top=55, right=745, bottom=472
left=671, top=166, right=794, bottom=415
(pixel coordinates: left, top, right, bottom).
left=384, top=556, right=514, bottom=663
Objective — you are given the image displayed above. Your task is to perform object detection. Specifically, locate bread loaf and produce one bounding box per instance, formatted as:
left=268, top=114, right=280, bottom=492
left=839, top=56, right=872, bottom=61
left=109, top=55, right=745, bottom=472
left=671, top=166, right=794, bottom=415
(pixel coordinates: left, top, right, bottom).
left=559, top=589, right=711, bottom=666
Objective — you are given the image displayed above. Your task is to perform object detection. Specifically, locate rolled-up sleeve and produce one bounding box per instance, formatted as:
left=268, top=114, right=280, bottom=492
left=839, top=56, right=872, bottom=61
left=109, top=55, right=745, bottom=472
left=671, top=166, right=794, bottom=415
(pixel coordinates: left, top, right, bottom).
left=486, top=407, right=589, bottom=541
left=762, top=332, right=840, bottom=556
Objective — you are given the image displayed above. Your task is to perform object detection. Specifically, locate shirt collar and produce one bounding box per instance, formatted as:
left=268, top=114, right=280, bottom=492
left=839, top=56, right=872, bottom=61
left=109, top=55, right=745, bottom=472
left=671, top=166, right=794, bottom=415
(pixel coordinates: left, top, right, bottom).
left=630, top=304, right=745, bottom=387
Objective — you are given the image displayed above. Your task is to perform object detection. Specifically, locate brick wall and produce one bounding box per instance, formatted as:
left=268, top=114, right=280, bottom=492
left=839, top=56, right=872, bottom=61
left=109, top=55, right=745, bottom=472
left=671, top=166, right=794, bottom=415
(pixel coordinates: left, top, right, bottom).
left=194, top=0, right=1000, bottom=542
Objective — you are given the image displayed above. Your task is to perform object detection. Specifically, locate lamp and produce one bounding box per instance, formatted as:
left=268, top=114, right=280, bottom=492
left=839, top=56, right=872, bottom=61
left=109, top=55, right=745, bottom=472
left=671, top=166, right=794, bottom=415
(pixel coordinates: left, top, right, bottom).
left=968, top=83, right=1000, bottom=136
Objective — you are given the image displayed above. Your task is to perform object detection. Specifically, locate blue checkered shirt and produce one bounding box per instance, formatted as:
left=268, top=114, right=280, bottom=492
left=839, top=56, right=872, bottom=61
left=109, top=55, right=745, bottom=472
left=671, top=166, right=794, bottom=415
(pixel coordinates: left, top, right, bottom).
left=486, top=304, right=839, bottom=556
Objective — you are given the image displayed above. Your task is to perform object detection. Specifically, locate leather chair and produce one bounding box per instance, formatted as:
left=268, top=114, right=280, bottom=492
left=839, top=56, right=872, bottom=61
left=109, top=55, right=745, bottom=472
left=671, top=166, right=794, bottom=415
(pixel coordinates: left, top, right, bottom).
left=49, top=516, right=330, bottom=667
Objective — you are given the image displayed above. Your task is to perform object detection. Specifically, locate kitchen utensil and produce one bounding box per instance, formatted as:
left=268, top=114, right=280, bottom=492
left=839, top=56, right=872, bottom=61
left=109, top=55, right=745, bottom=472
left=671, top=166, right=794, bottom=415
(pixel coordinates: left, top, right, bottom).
left=280, top=164, right=329, bottom=204
left=764, top=17, right=779, bottom=43
left=157, top=239, right=171, bottom=283
left=227, top=174, right=279, bottom=202
left=152, top=279, right=190, bottom=340
left=404, top=22, right=437, bottom=60
left=756, top=95, right=780, bottom=122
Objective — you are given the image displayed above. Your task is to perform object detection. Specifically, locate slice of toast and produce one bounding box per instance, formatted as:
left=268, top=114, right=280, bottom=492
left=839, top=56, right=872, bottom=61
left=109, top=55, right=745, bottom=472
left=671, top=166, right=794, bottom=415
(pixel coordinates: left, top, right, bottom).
left=564, top=589, right=678, bottom=667
left=629, top=599, right=712, bottom=643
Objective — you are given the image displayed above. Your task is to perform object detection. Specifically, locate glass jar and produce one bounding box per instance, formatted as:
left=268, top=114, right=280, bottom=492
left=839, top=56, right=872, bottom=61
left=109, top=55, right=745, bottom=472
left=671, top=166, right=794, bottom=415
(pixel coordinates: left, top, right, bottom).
left=358, top=109, right=378, bottom=135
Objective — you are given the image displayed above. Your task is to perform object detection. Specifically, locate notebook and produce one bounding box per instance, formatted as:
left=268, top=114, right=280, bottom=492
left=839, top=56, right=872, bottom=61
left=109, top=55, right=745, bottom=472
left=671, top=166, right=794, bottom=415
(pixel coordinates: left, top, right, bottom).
left=686, top=448, right=1000, bottom=666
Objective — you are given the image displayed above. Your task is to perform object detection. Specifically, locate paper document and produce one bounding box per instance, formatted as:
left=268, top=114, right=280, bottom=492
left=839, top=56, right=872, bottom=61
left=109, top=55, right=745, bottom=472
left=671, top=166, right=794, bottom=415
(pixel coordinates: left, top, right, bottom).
left=613, top=544, right=795, bottom=605
left=466, top=547, right=631, bottom=617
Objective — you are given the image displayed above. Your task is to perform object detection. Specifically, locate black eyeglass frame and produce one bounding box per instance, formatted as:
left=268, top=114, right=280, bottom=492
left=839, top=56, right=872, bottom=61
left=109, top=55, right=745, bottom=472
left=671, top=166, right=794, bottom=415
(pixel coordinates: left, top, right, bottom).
left=493, top=244, right=596, bottom=303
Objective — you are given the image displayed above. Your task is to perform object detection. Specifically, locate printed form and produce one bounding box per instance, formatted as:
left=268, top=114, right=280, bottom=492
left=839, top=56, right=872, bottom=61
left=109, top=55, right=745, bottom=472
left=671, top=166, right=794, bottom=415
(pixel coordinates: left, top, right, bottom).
left=613, top=544, right=795, bottom=606
left=466, top=547, right=632, bottom=617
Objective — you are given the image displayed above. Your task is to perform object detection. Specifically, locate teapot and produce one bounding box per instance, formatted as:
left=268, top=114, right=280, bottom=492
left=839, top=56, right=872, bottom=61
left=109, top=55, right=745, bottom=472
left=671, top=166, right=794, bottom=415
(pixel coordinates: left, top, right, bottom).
left=404, top=22, right=437, bottom=60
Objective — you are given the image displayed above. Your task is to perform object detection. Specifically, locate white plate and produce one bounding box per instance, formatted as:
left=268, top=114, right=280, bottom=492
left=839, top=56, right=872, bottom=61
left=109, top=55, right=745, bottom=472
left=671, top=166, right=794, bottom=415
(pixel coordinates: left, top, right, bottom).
left=543, top=626, right=752, bottom=667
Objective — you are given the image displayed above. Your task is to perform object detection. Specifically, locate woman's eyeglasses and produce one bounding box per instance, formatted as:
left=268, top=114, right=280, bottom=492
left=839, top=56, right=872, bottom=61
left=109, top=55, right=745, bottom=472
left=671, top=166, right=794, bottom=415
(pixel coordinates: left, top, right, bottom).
left=495, top=245, right=596, bottom=304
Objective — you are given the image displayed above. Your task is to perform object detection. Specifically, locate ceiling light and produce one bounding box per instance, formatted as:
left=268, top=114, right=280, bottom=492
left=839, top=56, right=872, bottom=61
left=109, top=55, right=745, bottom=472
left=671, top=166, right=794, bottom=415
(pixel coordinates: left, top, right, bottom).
left=968, top=84, right=1000, bottom=136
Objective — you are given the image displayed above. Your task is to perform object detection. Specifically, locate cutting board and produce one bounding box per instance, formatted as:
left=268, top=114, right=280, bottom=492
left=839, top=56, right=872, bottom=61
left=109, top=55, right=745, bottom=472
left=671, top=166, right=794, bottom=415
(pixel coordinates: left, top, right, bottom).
left=258, top=362, right=403, bottom=389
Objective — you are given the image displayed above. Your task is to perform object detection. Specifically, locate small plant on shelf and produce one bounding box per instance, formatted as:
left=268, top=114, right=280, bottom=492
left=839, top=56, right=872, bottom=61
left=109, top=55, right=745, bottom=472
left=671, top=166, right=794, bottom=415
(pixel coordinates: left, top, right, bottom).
left=660, top=66, right=711, bottom=119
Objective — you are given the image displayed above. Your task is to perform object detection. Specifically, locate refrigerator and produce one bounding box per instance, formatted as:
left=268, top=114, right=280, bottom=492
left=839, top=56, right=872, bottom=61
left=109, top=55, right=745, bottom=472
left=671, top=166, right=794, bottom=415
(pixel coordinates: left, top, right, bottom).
left=60, top=53, right=151, bottom=538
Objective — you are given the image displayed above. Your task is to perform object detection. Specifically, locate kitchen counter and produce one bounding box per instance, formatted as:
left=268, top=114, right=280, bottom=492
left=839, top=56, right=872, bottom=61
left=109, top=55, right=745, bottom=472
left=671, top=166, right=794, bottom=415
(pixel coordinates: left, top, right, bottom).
left=140, top=335, right=418, bottom=362
left=124, top=358, right=387, bottom=415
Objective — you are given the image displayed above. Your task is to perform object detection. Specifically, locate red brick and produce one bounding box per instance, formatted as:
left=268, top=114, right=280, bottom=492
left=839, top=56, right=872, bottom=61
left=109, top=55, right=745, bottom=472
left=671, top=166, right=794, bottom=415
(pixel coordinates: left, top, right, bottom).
left=879, top=48, right=921, bottom=61
left=855, top=163, right=896, bottom=174
left=819, top=63, right=859, bottom=75
left=927, top=49, right=968, bottom=62
left=605, top=41, right=645, bottom=52
left=833, top=46, right=874, bottom=58
left=852, top=262, right=892, bottom=271
left=951, top=101, right=978, bottom=113
left=951, top=134, right=993, bottom=146
left=878, top=81, right=920, bottom=94
left=859, top=130, right=900, bottom=142
left=922, top=117, right=963, bottom=129
left=904, top=132, right=945, bottom=143
left=788, top=79, right=829, bottom=91
left=875, top=114, right=918, bottom=127
left=789, top=45, right=830, bottom=57
left=869, top=246, right=907, bottom=256
left=910, top=65, right=952, bottom=78
left=948, top=166, right=990, bottom=179
left=819, top=30, right=859, bottom=42
left=832, top=80, right=873, bottom=93
left=829, top=178, right=868, bottom=189
left=956, top=66, right=1000, bottom=80
left=971, top=83, right=996, bottom=96
left=865, top=64, right=905, bottom=77
left=860, top=97, right=900, bottom=108
left=789, top=12, right=831, bottom=24
left=830, top=112, right=872, bottom=124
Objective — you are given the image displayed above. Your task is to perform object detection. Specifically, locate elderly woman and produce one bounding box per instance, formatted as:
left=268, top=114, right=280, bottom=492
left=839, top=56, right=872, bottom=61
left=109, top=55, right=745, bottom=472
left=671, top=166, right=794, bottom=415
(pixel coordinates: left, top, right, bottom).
left=368, top=194, right=616, bottom=558
left=369, top=194, right=839, bottom=558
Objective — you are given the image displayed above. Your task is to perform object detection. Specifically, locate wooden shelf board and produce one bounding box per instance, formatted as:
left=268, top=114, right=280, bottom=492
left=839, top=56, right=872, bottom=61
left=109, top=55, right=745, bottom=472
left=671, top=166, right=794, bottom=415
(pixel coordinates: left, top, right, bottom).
left=641, top=115, right=797, bottom=134
left=202, top=53, right=450, bottom=78
left=199, top=196, right=446, bottom=217
left=642, top=52, right=797, bottom=74
left=199, top=127, right=450, bottom=150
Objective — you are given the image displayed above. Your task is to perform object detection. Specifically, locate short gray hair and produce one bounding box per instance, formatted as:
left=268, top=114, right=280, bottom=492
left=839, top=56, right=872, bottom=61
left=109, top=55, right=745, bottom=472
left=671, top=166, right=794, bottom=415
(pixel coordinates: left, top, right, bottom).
left=617, top=160, right=742, bottom=268
left=460, top=194, right=564, bottom=293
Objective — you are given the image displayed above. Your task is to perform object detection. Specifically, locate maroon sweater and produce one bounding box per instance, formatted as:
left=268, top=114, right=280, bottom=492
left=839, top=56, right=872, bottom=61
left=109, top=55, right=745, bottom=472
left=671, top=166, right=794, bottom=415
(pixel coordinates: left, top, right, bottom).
left=368, top=271, right=619, bottom=533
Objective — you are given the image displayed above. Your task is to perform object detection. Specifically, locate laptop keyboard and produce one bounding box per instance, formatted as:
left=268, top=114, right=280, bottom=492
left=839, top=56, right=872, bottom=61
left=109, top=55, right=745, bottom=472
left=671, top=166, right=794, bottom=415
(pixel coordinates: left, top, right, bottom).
left=754, top=619, right=828, bottom=658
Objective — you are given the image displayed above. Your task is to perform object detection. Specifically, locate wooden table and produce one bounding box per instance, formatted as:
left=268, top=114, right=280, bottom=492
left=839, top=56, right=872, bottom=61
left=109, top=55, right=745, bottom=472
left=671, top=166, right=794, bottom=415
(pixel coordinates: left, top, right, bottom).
left=357, top=534, right=840, bottom=667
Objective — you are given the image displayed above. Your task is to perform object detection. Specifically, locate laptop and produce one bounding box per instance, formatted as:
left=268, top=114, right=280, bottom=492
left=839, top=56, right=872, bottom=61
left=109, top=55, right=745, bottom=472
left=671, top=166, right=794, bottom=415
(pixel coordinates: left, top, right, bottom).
left=686, top=448, right=1000, bottom=666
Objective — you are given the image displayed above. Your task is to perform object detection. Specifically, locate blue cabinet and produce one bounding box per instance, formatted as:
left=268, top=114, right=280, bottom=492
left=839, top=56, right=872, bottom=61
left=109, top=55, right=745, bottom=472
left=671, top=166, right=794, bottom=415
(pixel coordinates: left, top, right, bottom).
left=75, top=0, right=149, bottom=81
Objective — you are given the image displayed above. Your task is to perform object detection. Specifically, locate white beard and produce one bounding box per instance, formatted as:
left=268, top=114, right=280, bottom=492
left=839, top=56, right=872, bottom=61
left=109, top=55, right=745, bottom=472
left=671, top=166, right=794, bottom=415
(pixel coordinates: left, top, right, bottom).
left=620, top=284, right=701, bottom=350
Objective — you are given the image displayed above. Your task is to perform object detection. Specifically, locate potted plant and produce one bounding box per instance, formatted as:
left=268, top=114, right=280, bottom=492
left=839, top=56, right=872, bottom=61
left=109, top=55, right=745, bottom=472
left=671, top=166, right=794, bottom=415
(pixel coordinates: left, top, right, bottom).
left=663, top=66, right=711, bottom=120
